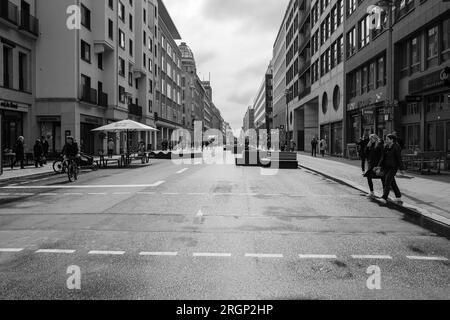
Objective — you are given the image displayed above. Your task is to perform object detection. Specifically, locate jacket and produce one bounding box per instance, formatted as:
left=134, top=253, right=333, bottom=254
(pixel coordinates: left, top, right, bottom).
left=13, top=139, right=25, bottom=159
left=34, top=141, right=44, bottom=158
left=379, top=143, right=405, bottom=171
left=357, top=138, right=370, bottom=157
left=62, top=142, right=79, bottom=157
left=365, top=141, right=384, bottom=169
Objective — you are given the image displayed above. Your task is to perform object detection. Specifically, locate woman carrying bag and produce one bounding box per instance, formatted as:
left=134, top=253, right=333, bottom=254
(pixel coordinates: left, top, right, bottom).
left=363, top=134, right=385, bottom=198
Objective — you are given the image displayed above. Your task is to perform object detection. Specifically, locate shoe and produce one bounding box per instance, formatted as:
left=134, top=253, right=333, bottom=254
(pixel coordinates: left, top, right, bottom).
left=394, top=198, right=403, bottom=205
left=379, top=198, right=388, bottom=205
left=367, top=192, right=375, bottom=198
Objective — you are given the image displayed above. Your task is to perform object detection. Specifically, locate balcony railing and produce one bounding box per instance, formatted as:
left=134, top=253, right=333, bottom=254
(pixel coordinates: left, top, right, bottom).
left=128, top=103, right=143, bottom=117
left=80, top=87, right=98, bottom=105
left=0, top=0, right=18, bottom=25
left=20, top=11, right=39, bottom=35
left=98, top=92, right=108, bottom=107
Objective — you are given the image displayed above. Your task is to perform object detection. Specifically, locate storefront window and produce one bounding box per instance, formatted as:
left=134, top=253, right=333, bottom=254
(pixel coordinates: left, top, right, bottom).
left=1, top=111, right=24, bottom=151
left=331, top=122, right=343, bottom=156
left=443, top=18, right=450, bottom=61
left=410, top=37, right=420, bottom=74
left=426, top=26, right=439, bottom=68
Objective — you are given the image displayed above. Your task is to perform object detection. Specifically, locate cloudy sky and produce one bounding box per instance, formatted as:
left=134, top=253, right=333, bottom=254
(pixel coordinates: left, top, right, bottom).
left=164, top=0, right=290, bottom=131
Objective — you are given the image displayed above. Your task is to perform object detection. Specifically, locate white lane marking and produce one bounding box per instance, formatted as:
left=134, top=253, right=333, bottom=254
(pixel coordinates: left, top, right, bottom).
left=63, top=193, right=83, bottom=196
left=36, top=249, right=76, bottom=254
left=14, top=193, right=35, bottom=196
left=41, top=193, right=58, bottom=196
left=113, top=192, right=131, bottom=195
left=193, top=253, right=232, bottom=257
left=0, top=248, right=24, bottom=252
left=264, top=194, right=283, bottom=197
left=298, top=254, right=338, bottom=259
left=88, top=193, right=107, bottom=195
left=0, top=193, right=11, bottom=196
left=162, top=193, right=180, bottom=195
left=176, top=168, right=189, bottom=174
left=3, top=182, right=166, bottom=189
left=139, top=252, right=178, bottom=256
left=245, top=253, right=284, bottom=258
left=406, top=256, right=448, bottom=261
left=137, top=192, right=156, bottom=195
left=88, top=250, right=125, bottom=256
left=187, top=193, right=207, bottom=195
left=352, top=255, right=393, bottom=260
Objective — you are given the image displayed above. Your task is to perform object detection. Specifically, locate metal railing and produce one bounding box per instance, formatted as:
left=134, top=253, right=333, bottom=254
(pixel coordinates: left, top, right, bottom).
left=98, top=92, right=108, bottom=107
left=0, top=0, right=18, bottom=25
left=20, top=11, right=39, bottom=35
left=80, top=87, right=98, bottom=105
left=128, top=103, right=143, bottom=117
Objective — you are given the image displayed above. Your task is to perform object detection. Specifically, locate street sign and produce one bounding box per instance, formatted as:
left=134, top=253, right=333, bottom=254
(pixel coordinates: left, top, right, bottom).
left=405, top=95, right=422, bottom=103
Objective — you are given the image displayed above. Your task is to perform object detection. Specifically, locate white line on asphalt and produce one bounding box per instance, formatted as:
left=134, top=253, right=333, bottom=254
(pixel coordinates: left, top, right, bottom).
left=187, top=193, right=207, bottom=195
left=245, top=253, right=284, bottom=258
left=176, top=168, right=189, bottom=174
left=193, top=253, right=232, bottom=257
left=88, top=193, right=107, bottom=195
left=163, top=193, right=180, bottom=195
left=13, top=193, right=35, bottom=196
left=406, top=256, right=448, bottom=261
left=113, top=192, right=131, bottom=195
left=36, top=249, right=76, bottom=254
left=137, top=192, right=156, bottom=195
left=63, top=193, right=83, bottom=196
left=40, top=193, right=58, bottom=196
left=0, top=193, right=11, bottom=196
left=298, top=254, right=338, bottom=259
left=2, top=182, right=166, bottom=189
left=139, top=252, right=178, bottom=256
left=88, top=250, right=125, bottom=255
left=0, top=248, right=24, bottom=252
left=264, top=194, right=283, bottom=197
left=351, top=255, right=393, bottom=260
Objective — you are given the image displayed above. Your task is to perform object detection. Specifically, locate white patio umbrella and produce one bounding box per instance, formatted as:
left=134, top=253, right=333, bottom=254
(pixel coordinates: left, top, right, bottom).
left=92, top=120, right=158, bottom=160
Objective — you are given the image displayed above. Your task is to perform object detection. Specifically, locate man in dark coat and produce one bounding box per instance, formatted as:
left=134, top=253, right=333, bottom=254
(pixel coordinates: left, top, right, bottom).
left=11, top=136, right=25, bottom=170
left=357, top=133, right=370, bottom=173
left=311, top=137, right=318, bottom=157
left=363, top=134, right=385, bottom=198
left=378, top=134, right=405, bottom=204
left=33, top=139, right=44, bottom=168
left=41, top=136, right=49, bottom=164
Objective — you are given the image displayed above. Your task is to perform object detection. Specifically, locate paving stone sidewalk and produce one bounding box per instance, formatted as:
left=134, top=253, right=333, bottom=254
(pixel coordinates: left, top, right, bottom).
left=0, top=163, right=54, bottom=182
left=297, top=152, right=450, bottom=223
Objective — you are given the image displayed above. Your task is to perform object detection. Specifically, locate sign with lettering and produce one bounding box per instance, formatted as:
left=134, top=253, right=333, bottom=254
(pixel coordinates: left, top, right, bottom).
left=410, top=68, right=450, bottom=94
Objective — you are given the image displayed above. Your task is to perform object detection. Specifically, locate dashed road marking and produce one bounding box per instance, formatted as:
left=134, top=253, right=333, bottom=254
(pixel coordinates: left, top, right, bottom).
left=0, top=193, right=11, bottom=196
left=36, top=249, right=76, bottom=254
left=63, top=193, right=83, bottom=196
left=0, top=248, right=24, bottom=253
left=245, top=253, right=284, bottom=259
left=298, top=254, right=338, bottom=259
left=2, top=182, right=166, bottom=189
left=193, top=253, right=232, bottom=257
left=88, top=250, right=125, bottom=256
left=139, top=252, right=178, bottom=256
left=113, top=192, right=131, bottom=195
left=163, top=193, right=180, bottom=195
left=406, top=256, right=448, bottom=261
left=41, top=193, right=58, bottom=196
left=176, top=168, right=189, bottom=174
left=351, top=255, right=393, bottom=260
left=88, top=193, right=107, bottom=195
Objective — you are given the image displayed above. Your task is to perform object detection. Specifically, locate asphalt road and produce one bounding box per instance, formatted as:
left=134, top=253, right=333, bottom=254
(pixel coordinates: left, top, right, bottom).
left=0, top=152, right=449, bottom=300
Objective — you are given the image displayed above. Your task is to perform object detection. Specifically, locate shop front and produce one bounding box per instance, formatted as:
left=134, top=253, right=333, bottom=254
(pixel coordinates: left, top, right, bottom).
left=80, top=115, right=104, bottom=155
left=37, top=116, right=62, bottom=154
left=1, top=100, right=28, bottom=152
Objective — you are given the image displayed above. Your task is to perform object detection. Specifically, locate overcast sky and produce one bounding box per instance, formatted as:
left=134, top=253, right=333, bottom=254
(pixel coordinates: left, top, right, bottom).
left=164, top=0, right=290, bottom=131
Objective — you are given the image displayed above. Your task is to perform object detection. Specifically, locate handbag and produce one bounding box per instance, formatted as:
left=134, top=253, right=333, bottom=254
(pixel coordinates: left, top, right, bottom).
left=373, top=167, right=385, bottom=177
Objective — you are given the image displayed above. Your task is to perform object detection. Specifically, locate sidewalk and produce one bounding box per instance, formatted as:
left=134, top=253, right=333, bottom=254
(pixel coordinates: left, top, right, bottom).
left=297, top=152, right=450, bottom=234
left=0, top=163, right=54, bottom=182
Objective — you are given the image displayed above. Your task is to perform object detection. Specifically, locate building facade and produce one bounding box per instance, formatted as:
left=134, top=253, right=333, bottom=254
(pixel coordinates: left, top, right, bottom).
left=272, top=11, right=287, bottom=132
left=242, top=107, right=255, bottom=133
left=1, top=0, right=38, bottom=154
left=253, top=62, right=273, bottom=132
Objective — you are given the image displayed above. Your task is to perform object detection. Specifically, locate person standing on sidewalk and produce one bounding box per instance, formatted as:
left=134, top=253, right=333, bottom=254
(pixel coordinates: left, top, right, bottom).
left=363, top=134, right=384, bottom=198
left=40, top=136, right=49, bottom=165
left=11, top=136, right=25, bottom=170
left=311, top=137, right=318, bottom=157
left=108, top=139, right=115, bottom=158
left=33, top=139, right=44, bottom=168
left=357, top=133, right=370, bottom=173
left=378, top=134, right=405, bottom=204
left=319, top=138, right=327, bottom=157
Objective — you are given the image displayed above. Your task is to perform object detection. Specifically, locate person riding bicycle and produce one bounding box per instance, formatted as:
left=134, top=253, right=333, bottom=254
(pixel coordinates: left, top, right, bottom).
left=61, top=136, right=81, bottom=165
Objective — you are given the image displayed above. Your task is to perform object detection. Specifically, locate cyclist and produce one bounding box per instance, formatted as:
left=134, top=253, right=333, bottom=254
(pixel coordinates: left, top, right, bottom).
left=62, top=136, right=81, bottom=166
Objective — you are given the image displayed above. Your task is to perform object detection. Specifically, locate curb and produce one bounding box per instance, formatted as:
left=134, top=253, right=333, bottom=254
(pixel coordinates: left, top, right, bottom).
left=299, top=164, right=450, bottom=239
left=0, top=171, right=56, bottom=184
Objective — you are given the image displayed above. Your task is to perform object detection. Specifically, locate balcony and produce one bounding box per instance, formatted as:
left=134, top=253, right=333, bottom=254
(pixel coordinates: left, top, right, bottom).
left=98, top=92, right=108, bottom=108
left=0, top=0, right=18, bottom=25
left=128, top=103, right=143, bottom=117
left=80, top=86, right=98, bottom=105
left=19, top=11, right=39, bottom=36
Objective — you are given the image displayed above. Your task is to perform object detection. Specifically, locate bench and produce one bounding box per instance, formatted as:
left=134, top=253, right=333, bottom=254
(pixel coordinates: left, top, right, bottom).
left=95, top=155, right=123, bottom=168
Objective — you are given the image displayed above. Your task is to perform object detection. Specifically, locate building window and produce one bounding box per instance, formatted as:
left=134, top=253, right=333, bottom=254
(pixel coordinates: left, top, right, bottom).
left=119, top=86, right=125, bottom=103
left=443, top=18, right=450, bottom=62
left=119, top=29, right=125, bottom=49
left=347, top=0, right=356, bottom=16
left=118, top=2, right=125, bottom=22
left=426, top=26, right=439, bottom=68
left=81, top=4, right=91, bottom=30
left=359, top=15, right=370, bottom=49
left=18, top=52, right=28, bottom=92
left=81, top=40, right=91, bottom=63
left=361, top=66, right=368, bottom=93
left=347, top=27, right=356, bottom=58
left=97, top=53, right=103, bottom=70
left=376, top=56, right=386, bottom=88
left=410, top=37, right=421, bottom=74
left=118, top=58, right=125, bottom=76
left=322, top=92, right=328, bottom=114
left=108, top=19, right=114, bottom=40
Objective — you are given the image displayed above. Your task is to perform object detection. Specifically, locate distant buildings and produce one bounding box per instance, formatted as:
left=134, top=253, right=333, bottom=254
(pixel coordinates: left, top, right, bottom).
left=253, top=62, right=273, bottom=132
left=242, top=107, right=255, bottom=133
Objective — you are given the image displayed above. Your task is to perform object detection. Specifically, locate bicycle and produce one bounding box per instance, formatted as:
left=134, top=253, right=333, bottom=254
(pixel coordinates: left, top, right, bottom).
left=53, top=155, right=67, bottom=174
left=66, top=157, right=79, bottom=182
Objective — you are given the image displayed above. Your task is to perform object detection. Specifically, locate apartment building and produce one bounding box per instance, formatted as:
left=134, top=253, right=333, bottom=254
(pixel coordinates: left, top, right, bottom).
left=253, top=62, right=273, bottom=132
left=179, top=41, right=196, bottom=139
left=303, top=0, right=345, bottom=156
left=242, top=107, right=255, bottom=133
left=34, top=0, right=159, bottom=154
left=394, top=0, right=450, bottom=158
left=0, top=0, right=38, bottom=153
left=272, top=11, right=287, bottom=131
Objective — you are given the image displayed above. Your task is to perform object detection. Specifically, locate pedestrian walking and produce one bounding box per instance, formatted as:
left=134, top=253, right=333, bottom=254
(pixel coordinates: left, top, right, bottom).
left=11, top=136, right=25, bottom=170
left=108, top=139, right=115, bottom=158
left=40, top=136, right=49, bottom=164
left=311, top=137, right=318, bottom=157
left=378, top=134, right=405, bottom=204
left=319, top=138, right=327, bottom=157
left=392, top=131, right=405, bottom=150
left=363, top=134, right=385, bottom=198
left=357, top=133, right=370, bottom=173
left=33, top=139, right=44, bottom=168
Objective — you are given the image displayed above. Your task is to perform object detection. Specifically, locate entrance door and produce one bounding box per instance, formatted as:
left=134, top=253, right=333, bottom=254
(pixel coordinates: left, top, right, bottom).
left=80, top=123, right=95, bottom=154
left=297, top=130, right=305, bottom=151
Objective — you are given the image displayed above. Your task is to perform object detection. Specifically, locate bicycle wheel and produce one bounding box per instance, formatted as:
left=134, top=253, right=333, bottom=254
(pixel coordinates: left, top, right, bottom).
left=53, top=160, right=63, bottom=173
